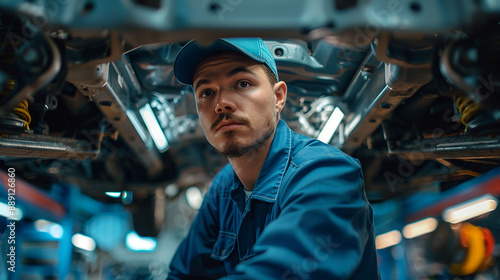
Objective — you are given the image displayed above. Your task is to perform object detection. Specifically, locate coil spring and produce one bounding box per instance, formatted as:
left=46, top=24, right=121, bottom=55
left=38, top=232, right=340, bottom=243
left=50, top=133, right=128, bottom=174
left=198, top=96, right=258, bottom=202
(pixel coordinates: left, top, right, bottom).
left=12, top=100, right=31, bottom=130
left=1, top=78, right=31, bottom=129
left=456, top=96, right=481, bottom=127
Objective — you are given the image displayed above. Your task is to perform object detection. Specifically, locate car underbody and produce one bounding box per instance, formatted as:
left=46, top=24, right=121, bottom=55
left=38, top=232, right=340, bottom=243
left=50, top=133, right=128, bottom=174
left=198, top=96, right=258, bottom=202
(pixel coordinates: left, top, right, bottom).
left=1, top=1, right=500, bottom=276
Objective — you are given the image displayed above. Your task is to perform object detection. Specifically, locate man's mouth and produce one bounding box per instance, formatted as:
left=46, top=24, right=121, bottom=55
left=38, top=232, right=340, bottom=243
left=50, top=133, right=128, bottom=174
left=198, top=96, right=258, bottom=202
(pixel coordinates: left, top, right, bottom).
left=216, top=121, right=243, bottom=132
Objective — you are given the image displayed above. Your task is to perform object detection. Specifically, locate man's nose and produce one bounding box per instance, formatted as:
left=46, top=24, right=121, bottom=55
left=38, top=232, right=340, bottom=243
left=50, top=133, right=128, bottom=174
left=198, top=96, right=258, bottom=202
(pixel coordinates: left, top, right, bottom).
left=215, top=90, right=236, bottom=114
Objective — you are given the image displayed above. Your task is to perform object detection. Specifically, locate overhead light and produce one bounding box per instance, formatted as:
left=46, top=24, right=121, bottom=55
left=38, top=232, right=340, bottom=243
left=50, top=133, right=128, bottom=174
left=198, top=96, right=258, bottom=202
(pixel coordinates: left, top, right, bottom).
left=49, top=224, right=64, bottom=239
left=139, top=103, right=169, bottom=152
left=317, top=107, right=344, bottom=144
left=34, top=219, right=64, bottom=239
left=72, top=233, right=96, bottom=251
left=402, top=217, right=438, bottom=239
left=375, top=230, right=402, bottom=250
left=442, top=194, right=498, bottom=224
left=0, top=202, right=23, bottom=221
left=186, top=186, right=203, bottom=210
left=105, top=192, right=122, bottom=198
left=126, top=110, right=147, bottom=143
left=165, top=184, right=179, bottom=198
left=125, top=231, right=157, bottom=252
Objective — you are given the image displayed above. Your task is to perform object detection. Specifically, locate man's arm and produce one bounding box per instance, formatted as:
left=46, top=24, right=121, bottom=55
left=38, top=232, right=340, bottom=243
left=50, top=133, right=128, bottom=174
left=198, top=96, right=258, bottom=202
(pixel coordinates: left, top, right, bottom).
left=167, top=182, right=227, bottom=280
left=221, top=152, right=380, bottom=279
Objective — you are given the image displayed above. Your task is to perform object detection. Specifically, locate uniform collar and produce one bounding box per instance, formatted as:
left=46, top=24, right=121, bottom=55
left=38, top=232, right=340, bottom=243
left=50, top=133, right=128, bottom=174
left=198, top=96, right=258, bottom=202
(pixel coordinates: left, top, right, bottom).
left=230, top=119, right=292, bottom=203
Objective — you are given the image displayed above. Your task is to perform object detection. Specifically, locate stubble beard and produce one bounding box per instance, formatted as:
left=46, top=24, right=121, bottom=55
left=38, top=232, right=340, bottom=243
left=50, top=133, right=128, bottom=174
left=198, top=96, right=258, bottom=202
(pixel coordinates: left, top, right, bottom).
left=206, top=112, right=278, bottom=158
left=217, top=122, right=275, bottom=158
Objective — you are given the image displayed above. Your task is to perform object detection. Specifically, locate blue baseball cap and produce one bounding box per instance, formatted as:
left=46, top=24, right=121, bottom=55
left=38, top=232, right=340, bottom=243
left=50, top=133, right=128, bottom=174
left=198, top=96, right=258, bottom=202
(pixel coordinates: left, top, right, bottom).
left=173, top=38, right=279, bottom=85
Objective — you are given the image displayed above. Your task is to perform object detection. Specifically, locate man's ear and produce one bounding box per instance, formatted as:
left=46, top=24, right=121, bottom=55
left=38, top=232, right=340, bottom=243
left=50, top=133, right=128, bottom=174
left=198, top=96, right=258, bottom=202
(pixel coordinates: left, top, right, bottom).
left=273, top=81, right=287, bottom=114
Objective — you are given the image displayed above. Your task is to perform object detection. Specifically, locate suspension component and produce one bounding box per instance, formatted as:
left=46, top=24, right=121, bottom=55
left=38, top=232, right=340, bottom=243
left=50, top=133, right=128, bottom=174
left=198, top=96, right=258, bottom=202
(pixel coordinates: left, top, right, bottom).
left=12, top=100, right=31, bottom=129
left=440, top=21, right=500, bottom=115
left=453, top=92, right=500, bottom=135
left=0, top=77, right=32, bottom=130
left=455, top=95, right=482, bottom=127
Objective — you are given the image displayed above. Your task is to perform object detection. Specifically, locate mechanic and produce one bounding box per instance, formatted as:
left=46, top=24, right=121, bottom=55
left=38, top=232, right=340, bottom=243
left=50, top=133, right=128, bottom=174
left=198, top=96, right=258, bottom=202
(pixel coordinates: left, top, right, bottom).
left=167, top=37, right=380, bottom=279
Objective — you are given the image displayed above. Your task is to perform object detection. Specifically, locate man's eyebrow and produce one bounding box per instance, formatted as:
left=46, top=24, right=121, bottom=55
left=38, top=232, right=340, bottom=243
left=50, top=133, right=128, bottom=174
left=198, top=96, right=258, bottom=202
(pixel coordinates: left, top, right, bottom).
left=227, top=66, right=256, bottom=78
left=194, top=66, right=257, bottom=90
left=194, top=79, right=210, bottom=91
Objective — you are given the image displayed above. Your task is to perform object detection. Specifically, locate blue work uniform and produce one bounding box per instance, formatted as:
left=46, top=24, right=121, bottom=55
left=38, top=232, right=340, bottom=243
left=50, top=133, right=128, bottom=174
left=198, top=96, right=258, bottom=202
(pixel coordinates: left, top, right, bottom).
left=167, top=120, right=380, bottom=279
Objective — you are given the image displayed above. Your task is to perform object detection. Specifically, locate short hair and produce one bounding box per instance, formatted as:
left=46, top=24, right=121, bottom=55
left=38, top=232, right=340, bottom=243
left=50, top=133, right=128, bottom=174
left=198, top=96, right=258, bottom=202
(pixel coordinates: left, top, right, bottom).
left=262, top=63, right=278, bottom=86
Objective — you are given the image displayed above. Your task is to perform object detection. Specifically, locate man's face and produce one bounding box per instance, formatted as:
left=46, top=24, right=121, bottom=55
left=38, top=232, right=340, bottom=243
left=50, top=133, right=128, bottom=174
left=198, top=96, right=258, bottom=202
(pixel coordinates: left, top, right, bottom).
left=193, top=52, right=285, bottom=158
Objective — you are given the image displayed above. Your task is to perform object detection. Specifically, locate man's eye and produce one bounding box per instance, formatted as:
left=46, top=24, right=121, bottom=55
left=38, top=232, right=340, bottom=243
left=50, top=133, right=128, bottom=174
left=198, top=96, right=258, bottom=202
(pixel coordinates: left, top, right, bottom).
left=200, top=89, right=215, bottom=98
left=236, top=81, right=251, bottom=89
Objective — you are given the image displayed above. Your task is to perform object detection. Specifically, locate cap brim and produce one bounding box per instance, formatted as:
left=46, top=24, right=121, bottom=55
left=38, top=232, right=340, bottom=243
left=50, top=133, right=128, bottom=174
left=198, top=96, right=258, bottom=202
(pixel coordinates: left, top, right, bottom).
left=173, top=39, right=266, bottom=85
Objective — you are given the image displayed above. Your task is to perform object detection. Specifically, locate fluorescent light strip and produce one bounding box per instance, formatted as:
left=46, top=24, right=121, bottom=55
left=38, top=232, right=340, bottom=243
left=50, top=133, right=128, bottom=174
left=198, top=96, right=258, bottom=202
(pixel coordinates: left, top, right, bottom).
left=34, top=219, right=64, bottom=239
left=402, top=217, right=438, bottom=239
left=317, top=107, right=344, bottom=144
left=442, top=194, right=498, bottom=224
left=105, top=192, right=122, bottom=198
left=72, top=233, right=96, bottom=251
left=126, top=110, right=148, bottom=143
left=125, top=231, right=157, bottom=252
left=0, top=202, right=23, bottom=221
left=139, top=104, right=169, bottom=152
left=375, top=230, right=402, bottom=250
left=49, top=225, right=64, bottom=239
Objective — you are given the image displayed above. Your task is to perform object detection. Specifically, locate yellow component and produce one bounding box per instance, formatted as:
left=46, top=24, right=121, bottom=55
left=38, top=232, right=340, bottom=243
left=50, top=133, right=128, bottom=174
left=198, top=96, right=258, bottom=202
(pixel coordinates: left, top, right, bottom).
left=5, top=78, right=15, bottom=91
left=456, top=96, right=482, bottom=127
left=449, top=223, right=486, bottom=276
left=1, top=78, right=31, bottom=130
left=11, top=100, right=31, bottom=129
left=1, top=77, right=15, bottom=95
